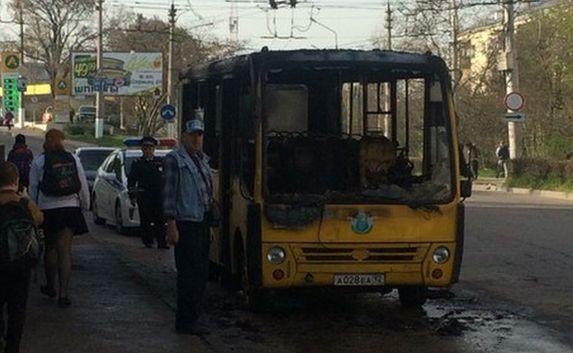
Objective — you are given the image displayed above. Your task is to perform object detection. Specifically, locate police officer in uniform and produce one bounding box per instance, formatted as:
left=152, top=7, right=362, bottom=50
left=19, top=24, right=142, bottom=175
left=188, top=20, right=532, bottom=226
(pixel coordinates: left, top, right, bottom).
left=128, top=136, right=168, bottom=249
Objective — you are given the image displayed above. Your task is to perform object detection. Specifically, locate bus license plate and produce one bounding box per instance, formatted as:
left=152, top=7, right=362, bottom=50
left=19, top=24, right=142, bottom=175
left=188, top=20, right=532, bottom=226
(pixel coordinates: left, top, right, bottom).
left=333, top=274, right=385, bottom=286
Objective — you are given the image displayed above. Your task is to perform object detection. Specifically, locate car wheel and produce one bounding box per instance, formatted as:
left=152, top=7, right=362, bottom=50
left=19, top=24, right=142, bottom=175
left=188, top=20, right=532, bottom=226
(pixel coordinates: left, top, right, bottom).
left=92, top=195, right=106, bottom=225
left=115, top=201, right=127, bottom=235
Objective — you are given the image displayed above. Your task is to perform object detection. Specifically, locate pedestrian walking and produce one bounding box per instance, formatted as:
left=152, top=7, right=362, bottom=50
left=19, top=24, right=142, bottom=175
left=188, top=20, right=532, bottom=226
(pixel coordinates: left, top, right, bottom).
left=28, top=129, right=90, bottom=308
left=0, top=161, right=44, bottom=353
left=163, top=119, right=213, bottom=335
left=7, top=135, right=34, bottom=193
left=41, top=107, right=53, bottom=124
left=3, top=112, right=14, bottom=131
left=464, top=142, right=480, bottom=180
left=495, top=141, right=510, bottom=178
left=128, top=136, right=168, bottom=249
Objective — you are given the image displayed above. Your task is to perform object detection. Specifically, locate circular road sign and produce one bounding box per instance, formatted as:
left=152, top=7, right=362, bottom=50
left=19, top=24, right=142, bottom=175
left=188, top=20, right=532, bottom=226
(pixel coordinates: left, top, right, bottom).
left=505, top=92, right=525, bottom=111
left=160, top=104, right=176, bottom=121
left=4, top=54, right=20, bottom=70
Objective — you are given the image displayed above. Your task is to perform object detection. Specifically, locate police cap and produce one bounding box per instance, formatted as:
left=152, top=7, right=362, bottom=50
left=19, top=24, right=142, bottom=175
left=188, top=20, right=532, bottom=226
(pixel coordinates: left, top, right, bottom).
left=141, top=136, right=158, bottom=146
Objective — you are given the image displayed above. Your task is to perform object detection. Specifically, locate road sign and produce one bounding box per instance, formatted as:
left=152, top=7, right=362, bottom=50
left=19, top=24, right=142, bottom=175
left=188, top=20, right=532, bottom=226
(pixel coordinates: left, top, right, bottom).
left=505, top=92, right=525, bottom=111
left=160, top=104, right=176, bottom=121
left=505, top=113, right=526, bottom=122
left=1, top=52, right=20, bottom=73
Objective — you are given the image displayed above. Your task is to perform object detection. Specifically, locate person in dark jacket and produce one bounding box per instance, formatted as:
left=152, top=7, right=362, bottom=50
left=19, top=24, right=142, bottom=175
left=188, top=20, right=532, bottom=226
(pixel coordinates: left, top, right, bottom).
left=0, top=161, right=44, bottom=353
left=7, top=135, right=34, bottom=192
left=128, top=136, right=168, bottom=249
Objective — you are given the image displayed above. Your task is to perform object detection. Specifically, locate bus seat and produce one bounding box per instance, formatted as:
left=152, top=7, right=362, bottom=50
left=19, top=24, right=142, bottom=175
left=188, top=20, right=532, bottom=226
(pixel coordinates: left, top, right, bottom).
left=359, top=136, right=396, bottom=189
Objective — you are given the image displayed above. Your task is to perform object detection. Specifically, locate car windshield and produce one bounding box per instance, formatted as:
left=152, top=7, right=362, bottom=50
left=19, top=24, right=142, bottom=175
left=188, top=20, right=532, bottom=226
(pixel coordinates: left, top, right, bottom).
left=78, top=150, right=114, bottom=172
left=80, top=107, right=96, bottom=114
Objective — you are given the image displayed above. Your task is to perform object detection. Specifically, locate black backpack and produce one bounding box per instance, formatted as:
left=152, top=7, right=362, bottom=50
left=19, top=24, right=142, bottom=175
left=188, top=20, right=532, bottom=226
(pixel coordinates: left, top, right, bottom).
left=0, top=198, right=44, bottom=268
left=40, top=151, right=81, bottom=197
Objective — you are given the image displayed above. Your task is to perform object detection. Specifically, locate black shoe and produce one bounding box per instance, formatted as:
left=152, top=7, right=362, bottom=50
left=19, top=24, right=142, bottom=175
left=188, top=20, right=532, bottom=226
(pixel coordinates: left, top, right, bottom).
left=58, top=297, right=72, bottom=308
left=143, top=240, right=153, bottom=248
left=40, top=285, right=57, bottom=298
left=158, top=244, right=170, bottom=249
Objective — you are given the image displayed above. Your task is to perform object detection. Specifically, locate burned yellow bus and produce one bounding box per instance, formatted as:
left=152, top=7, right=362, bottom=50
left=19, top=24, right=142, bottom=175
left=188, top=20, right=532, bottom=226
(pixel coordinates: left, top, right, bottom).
left=180, top=49, right=471, bottom=307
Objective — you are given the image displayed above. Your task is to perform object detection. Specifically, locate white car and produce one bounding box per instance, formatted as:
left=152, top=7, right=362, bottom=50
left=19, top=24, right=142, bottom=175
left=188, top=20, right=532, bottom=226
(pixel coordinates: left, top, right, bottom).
left=92, top=147, right=172, bottom=234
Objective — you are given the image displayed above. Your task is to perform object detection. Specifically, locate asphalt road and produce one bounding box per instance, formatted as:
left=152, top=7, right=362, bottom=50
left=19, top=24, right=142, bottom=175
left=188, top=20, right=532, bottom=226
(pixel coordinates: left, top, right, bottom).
left=0, top=129, right=92, bottom=159
left=2, top=129, right=572, bottom=352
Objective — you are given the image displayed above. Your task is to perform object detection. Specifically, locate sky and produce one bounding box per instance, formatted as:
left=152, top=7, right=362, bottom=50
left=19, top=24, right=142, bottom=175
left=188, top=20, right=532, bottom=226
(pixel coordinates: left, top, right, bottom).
left=0, top=0, right=523, bottom=53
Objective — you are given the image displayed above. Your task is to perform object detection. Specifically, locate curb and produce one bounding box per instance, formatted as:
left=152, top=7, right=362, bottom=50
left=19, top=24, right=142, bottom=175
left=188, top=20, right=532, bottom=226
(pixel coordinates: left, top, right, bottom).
left=473, top=183, right=573, bottom=201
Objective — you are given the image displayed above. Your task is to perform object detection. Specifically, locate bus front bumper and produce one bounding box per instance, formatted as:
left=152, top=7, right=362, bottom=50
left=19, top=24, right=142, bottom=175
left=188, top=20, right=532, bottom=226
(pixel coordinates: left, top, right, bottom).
left=260, top=242, right=459, bottom=288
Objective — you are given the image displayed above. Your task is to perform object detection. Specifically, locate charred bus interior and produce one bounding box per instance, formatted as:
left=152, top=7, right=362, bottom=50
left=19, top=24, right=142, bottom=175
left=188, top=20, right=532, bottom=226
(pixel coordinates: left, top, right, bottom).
left=263, top=64, right=454, bottom=206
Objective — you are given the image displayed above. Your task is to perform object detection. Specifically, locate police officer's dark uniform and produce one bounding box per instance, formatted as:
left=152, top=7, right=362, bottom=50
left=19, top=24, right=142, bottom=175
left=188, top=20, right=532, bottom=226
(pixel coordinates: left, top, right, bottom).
left=127, top=137, right=168, bottom=248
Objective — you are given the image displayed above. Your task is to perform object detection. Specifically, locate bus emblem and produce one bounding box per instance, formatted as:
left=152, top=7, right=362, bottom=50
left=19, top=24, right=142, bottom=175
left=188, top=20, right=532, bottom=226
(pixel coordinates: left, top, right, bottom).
left=350, top=212, right=373, bottom=234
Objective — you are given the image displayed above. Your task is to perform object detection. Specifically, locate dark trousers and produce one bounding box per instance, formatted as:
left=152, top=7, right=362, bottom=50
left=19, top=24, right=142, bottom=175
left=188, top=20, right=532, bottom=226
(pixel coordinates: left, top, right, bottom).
left=471, top=160, right=479, bottom=179
left=174, top=221, right=210, bottom=328
left=0, top=268, right=31, bottom=353
left=137, top=195, right=166, bottom=247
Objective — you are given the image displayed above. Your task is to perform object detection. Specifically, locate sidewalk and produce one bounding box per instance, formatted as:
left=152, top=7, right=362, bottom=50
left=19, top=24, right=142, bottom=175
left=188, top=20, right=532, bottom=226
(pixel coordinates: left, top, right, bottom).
left=473, top=177, right=573, bottom=201
left=19, top=235, right=209, bottom=353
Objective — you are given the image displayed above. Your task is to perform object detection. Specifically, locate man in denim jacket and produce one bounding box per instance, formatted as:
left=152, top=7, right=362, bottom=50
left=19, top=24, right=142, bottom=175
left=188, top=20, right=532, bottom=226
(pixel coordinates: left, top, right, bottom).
left=162, top=119, right=213, bottom=335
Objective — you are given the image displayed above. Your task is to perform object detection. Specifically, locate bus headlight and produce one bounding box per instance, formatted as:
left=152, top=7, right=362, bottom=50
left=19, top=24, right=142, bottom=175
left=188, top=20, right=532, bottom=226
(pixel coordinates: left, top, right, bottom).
left=267, top=246, right=286, bottom=264
left=432, top=246, right=450, bottom=264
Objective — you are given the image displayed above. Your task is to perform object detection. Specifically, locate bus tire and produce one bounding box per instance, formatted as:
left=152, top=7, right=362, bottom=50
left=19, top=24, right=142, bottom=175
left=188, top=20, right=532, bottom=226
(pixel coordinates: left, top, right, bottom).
left=237, top=243, right=266, bottom=311
left=398, top=286, right=428, bottom=307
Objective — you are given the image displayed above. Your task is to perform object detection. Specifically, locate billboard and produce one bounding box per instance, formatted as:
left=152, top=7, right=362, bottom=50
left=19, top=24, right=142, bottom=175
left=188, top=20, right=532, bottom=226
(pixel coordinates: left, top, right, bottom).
left=71, top=52, right=162, bottom=96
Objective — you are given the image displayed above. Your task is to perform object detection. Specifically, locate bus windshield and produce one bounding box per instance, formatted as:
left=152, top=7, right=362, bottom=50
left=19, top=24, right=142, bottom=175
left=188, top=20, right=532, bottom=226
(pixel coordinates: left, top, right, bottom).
left=264, top=67, right=454, bottom=205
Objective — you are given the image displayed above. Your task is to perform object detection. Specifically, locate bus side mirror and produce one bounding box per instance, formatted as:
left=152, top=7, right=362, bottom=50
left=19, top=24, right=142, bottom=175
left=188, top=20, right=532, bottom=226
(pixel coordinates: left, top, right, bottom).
left=461, top=179, right=472, bottom=198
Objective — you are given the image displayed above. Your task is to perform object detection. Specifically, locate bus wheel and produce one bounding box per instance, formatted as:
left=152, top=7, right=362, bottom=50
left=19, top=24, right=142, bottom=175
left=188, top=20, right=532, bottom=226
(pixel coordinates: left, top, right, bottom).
left=237, top=246, right=266, bottom=311
left=398, top=286, right=428, bottom=307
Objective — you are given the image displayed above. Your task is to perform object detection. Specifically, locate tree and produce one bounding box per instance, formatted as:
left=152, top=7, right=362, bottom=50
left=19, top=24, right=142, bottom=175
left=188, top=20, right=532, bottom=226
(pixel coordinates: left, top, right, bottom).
left=515, top=1, right=573, bottom=158
left=105, top=12, right=243, bottom=136
left=13, top=0, right=95, bottom=94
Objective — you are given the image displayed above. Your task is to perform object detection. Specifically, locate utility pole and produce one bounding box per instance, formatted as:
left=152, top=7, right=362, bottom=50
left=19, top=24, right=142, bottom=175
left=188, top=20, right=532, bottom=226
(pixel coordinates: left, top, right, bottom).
left=229, top=0, right=239, bottom=41
left=17, top=0, right=25, bottom=129
left=167, top=2, right=176, bottom=138
left=19, top=0, right=24, bottom=65
left=385, top=1, right=392, bottom=51
left=95, top=0, right=104, bottom=139
left=450, top=0, right=460, bottom=90
left=503, top=0, right=521, bottom=160
left=383, top=0, right=392, bottom=138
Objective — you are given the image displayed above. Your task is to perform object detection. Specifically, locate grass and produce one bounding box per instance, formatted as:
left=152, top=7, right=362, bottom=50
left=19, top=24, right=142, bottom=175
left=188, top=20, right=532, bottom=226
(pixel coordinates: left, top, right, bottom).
left=506, top=175, right=573, bottom=193
left=67, top=134, right=126, bottom=147
left=478, top=167, right=499, bottom=178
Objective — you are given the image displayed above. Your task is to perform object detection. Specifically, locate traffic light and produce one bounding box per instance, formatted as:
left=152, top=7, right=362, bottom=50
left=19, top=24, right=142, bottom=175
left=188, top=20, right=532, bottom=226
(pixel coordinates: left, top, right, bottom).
left=3, top=77, right=20, bottom=114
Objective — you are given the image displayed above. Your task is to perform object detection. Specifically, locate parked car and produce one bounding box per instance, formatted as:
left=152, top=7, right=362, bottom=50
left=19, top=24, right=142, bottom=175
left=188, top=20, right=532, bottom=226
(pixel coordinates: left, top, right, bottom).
left=91, top=142, right=173, bottom=234
left=75, top=147, right=116, bottom=193
left=75, top=105, right=96, bottom=123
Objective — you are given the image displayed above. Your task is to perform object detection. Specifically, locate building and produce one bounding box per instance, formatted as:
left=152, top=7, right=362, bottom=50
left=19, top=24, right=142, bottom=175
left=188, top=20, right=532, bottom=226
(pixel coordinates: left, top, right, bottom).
left=458, top=0, right=564, bottom=89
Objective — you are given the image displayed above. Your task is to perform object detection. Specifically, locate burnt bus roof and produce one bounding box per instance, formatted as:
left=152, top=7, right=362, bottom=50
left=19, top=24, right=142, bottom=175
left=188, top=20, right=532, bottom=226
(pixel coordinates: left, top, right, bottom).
left=181, top=49, right=450, bottom=81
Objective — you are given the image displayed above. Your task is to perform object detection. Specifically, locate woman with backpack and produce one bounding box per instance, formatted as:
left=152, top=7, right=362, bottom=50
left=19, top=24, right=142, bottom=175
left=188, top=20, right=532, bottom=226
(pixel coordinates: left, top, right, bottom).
left=0, top=161, right=44, bottom=353
left=28, top=129, right=90, bottom=308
